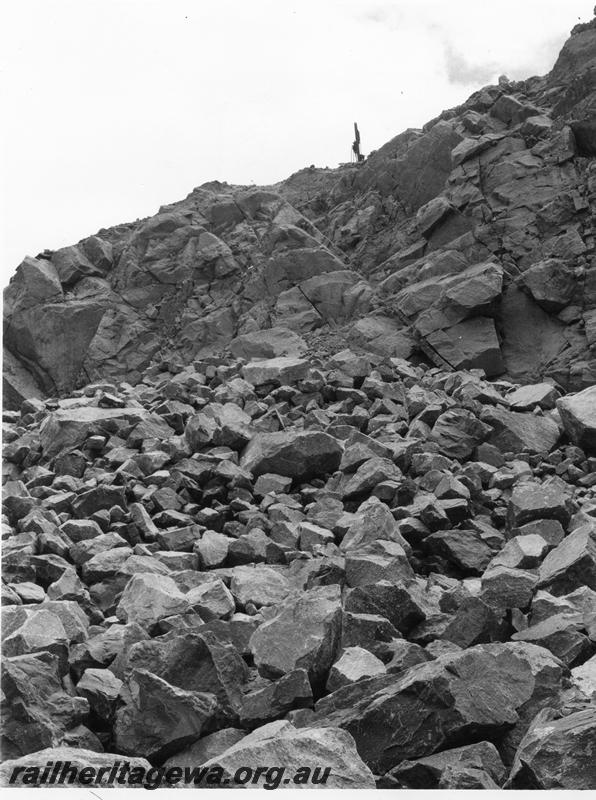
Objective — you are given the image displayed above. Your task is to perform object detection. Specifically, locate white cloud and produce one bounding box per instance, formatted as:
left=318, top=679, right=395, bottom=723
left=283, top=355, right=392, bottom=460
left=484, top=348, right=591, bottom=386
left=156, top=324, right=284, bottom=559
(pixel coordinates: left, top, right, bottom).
left=443, top=43, right=499, bottom=87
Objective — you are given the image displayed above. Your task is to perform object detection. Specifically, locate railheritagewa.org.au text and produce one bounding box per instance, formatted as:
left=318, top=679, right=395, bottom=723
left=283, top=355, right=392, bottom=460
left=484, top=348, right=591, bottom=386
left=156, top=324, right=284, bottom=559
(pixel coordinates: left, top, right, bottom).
left=9, top=759, right=333, bottom=790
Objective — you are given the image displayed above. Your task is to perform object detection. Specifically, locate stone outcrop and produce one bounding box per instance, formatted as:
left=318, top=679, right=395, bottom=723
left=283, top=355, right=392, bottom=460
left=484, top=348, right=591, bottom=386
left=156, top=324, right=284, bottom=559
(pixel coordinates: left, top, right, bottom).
left=3, top=13, right=596, bottom=400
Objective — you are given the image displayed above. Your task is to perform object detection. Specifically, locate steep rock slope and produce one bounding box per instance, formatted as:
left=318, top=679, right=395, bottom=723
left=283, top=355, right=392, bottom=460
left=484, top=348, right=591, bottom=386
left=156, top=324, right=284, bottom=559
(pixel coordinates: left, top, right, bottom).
left=3, top=15, right=596, bottom=790
left=3, top=16, right=596, bottom=408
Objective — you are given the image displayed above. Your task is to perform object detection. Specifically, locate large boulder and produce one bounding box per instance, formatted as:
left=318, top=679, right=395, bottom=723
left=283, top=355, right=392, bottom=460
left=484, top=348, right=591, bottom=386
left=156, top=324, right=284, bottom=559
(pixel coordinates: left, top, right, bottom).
left=50, top=244, right=105, bottom=284
left=498, top=287, right=570, bottom=386
left=521, top=259, right=576, bottom=312
left=114, top=669, right=217, bottom=760
left=3, top=258, right=103, bottom=396
left=202, top=723, right=376, bottom=789
left=507, top=481, right=572, bottom=528
left=249, top=585, right=342, bottom=685
left=263, top=247, right=347, bottom=295
left=507, top=707, right=596, bottom=789
left=313, top=642, right=567, bottom=774
left=481, top=406, right=560, bottom=454
left=229, top=327, right=307, bottom=359
left=2, top=653, right=90, bottom=759
left=394, top=261, right=503, bottom=336
left=241, top=356, right=310, bottom=387
left=5, top=300, right=107, bottom=395
left=340, top=496, right=411, bottom=554
left=274, top=271, right=372, bottom=329
left=2, top=608, right=69, bottom=669
left=506, top=383, right=560, bottom=411
left=537, top=525, right=596, bottom=595
left=0, top=747, right=151, bottom=788
left=556, top=386, right=596, bottom=452
left=241, top=430, right=342, bottom=481
left=229, top=565, right=292, bottom=609
left=116, top=574, right=189, bottom=629
left=38, top=406, right=150, bottom=460
left=185, top=403, right=252, bottom=451
left=326, top=647, right=386, bottom=692
left=3, top=348, right=44, bottom=410
left=426, top=317, right=504, bottom=376
left=431, top=408, right=492, bottom=459
left=4, top=256, right=63, bottom=311
left=116, top=631, right=248, bottom=723
left=391, top=741, right=506, bottom=789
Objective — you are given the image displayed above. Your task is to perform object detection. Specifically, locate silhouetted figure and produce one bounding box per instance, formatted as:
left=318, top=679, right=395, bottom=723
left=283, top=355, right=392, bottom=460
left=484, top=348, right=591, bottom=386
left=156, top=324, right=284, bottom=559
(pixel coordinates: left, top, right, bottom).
left=352, top=122, right=365, bottom=162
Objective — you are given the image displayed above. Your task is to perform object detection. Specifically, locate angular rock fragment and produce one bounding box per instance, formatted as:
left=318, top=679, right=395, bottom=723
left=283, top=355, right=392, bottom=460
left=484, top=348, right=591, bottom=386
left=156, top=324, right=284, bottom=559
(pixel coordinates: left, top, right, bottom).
left=508, top=707, right=596, bottom=789
left=313, top=642, right=567, bottom=773
left=241, top=430, right=342, bottom=481
left=537, top=525, right=596, bottom=594
left=431, top=408, right=492, bottom=460
left=482, top=406, right=560, bottom=454
left=230, top=565, right=292, bottom=608
left=114, top=669, right=217, bottom=760
left=557, top=386, right=596, bottom=453
left=341, top=496, right=411, bottom=554
left=2, top=653, right=90, bottom=758
left=480, top=566, right=538, bottom=610
left=240, top=669, right=313, bottom=727
left=249, top=585, right=342, bottom=684
left=424, top=529, right=494, bottom=575
left=507, top=383, right=560, bottom=411
left=116, top=574, right=189, bottom=629
left=326, top=647, right=386, bottom=691
left=75, top=667, right=123, bottom=720
left=511, top=613, right=593, bottom=666
left=242, top=357, right=309, bottom=387
left=185, top=403, right=252, bottom=451
left=508, top=481, right=571, bottom=528
left=344, top=580, right=426, bottom=634
left=391, top=740, right=506, bottom=789
left=0, top=747, right=151, bottom=787
left=427, top=317, right=504, bottom=377
left=116, top=631, right=247, bottom=721
left=164, top=728, right=246, bottom=768
left=571, top=654, right=596, bottom=700
left=186, top=579, right=235, bottom=620
left=230, top=327, right=307, bottom=359
left=2, top=608, right=70, bottom=671
left=202, top=723, right=376, bottom=789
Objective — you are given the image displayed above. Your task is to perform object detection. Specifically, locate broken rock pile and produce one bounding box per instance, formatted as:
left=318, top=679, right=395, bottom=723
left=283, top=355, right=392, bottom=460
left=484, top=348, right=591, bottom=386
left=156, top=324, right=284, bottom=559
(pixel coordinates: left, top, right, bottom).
left=2, top=350, right=596, bottom=788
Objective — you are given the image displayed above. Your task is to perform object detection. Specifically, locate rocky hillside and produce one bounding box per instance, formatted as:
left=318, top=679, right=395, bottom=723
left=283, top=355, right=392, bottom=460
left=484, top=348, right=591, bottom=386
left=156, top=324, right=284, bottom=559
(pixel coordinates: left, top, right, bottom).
left=4, top=16, right=596, bottom=408
left=2, top=12, right=596, bottom=792
left=3, top=342, right=596, bottom=787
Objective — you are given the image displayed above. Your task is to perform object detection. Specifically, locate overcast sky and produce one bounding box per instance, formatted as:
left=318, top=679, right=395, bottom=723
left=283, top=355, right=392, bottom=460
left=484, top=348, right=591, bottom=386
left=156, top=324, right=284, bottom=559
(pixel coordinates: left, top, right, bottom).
left=1, top=0, right=593, bottom=278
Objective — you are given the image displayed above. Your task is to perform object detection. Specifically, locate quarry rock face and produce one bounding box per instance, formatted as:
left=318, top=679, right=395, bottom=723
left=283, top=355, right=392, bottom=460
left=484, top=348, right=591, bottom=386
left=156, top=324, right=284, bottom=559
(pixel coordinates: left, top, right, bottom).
left=2, top=13, right=596, bottom=792
left=4, top=15, right=596, bottom=400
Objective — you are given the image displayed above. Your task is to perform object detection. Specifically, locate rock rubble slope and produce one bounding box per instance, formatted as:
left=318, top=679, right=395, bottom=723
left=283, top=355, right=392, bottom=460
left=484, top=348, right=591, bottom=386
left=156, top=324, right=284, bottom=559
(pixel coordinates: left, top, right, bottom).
left=3, top=354, right=596, bottom=787
left=2, top=13, right=596, bottom=792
